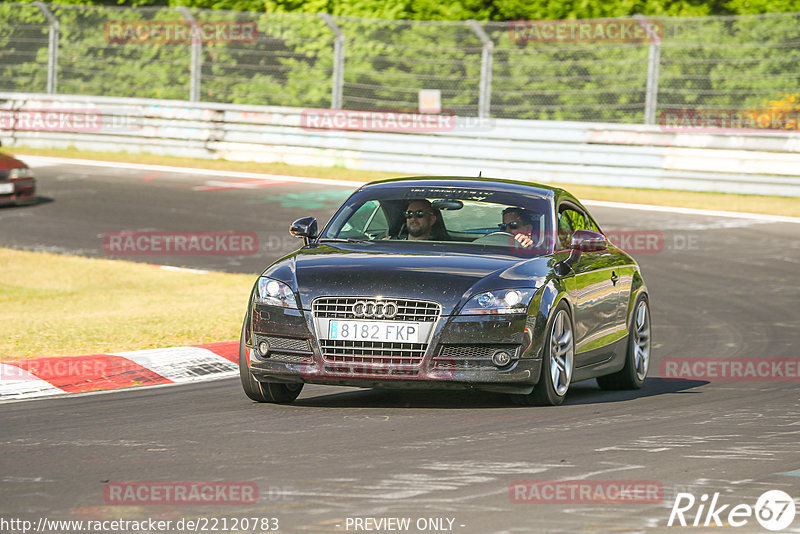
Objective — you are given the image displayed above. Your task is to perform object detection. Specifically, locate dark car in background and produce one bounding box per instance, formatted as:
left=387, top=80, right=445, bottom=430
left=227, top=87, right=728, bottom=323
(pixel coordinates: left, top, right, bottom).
left=0, top=152, right=36, bottom=206
left=239, top=177, right=651, bottom=406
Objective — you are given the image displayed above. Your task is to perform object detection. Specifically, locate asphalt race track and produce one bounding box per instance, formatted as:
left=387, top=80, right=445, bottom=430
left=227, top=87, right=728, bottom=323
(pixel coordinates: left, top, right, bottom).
left=1, top=158, right=799, bottom=533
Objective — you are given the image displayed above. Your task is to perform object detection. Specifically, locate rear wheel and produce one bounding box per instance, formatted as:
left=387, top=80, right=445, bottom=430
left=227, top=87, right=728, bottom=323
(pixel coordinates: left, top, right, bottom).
left=512, top=302, right=574, bottom=406
left=239, top=320, right=303, bottom=403
left=597, top=294, right=650, bottom=390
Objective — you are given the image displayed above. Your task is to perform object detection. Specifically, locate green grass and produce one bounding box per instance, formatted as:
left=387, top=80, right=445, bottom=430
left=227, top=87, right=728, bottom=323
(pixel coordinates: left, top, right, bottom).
left=12, top=145, right=800, bottom=217
left=0, top=247, right=254, bottom=360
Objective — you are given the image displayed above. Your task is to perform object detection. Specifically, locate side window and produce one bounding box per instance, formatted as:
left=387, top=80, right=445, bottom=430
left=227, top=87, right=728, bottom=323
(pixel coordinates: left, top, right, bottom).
left=583, top=215, right=600, bottom=233
left=558, top=207, right=588, bottom=249
left=364, top=204, right=389, bottom=236
left=340, top=200, right=382, bottom=237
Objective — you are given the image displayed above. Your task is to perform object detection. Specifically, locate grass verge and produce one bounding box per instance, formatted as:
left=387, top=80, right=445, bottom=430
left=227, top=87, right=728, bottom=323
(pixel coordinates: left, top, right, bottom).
left=12, top=145, right=800, bottom=217
left=0, top=247, right=253, bottom=360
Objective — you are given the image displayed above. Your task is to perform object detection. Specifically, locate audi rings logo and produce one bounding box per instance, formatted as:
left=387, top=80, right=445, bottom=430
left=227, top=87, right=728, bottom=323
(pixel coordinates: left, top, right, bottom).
left=352, top=300, right=399, bottom=319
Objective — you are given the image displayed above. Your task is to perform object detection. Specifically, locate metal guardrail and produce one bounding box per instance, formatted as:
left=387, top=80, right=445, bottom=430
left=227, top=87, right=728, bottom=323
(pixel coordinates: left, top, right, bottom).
left=1, top=92, right=799, bottom=196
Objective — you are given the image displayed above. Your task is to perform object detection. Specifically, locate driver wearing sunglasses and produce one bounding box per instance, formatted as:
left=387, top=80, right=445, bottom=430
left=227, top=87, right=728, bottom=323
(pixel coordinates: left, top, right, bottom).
left=501, top=207, right=535, bottom=248
left=403, top=199, right=438, bottom=240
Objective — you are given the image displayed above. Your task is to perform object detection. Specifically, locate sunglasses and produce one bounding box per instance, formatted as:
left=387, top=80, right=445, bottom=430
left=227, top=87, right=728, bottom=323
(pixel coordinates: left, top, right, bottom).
left=498, top=221, right=522, bottom=231
left=404, top=210, right=430, bottom=218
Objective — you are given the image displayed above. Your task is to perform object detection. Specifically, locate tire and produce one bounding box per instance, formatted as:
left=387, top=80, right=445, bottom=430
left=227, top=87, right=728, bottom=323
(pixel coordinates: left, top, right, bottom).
left=239, top=320, right=303, bottom=403
left=596, top=294, right=651, bottom=390
left=511, top=301, right=574, bottom=406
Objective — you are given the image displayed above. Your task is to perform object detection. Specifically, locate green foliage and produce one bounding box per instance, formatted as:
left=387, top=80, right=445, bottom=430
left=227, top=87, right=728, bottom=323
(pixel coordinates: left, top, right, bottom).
left=48, top=4, right=192, bottom=99
left=724, top=0, right=800, bottom=14
left=2, top=1, right=799, bottom=124
left=332, top=18, right=483, bottom=113
left=0, top=3, right=49, bottom=92
left=5, top=0, right=796, bottom=17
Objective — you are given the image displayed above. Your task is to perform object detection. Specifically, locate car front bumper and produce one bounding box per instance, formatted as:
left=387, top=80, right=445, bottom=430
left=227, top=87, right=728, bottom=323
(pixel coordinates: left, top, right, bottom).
left=246, top=305, right=543, bottom=393
left=0, top=177, right=36, bottom=206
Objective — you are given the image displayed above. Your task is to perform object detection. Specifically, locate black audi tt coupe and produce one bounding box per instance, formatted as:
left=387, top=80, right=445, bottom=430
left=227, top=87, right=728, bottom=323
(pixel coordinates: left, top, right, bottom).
left=239, top=177, right=651, bottom=406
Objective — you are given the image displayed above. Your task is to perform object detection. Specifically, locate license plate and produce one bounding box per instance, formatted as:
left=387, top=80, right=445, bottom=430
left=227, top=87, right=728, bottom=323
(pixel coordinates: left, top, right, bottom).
left=0, top=183, right=13, bottom=195
left=328, top=320, right=420, bottom=342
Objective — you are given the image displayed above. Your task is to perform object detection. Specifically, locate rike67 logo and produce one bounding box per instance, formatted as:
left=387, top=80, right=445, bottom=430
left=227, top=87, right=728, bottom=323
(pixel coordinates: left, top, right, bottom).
left=668, top=490, right=796, bottom=531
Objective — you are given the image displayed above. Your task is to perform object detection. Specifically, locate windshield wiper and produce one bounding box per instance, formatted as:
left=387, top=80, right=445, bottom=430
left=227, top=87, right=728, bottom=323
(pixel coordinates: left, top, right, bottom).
left=317, top=237, right=372, bottom=244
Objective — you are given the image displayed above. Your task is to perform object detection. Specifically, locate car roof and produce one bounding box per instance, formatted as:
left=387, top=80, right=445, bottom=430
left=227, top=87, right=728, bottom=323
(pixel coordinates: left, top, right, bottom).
left=359, top=176, right=565, bottom=200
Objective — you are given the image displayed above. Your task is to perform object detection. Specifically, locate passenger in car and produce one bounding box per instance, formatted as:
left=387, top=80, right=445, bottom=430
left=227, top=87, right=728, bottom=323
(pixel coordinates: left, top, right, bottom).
left=501, top=207, right=536, bottom=248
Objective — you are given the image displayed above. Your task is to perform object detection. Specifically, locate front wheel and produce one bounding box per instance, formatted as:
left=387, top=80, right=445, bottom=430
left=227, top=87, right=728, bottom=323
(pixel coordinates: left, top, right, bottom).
left=597, top=294, right=651, bottom=390
left=239, top=320, right=303, bottom=403
left=512, top=302, right=574, bottom=406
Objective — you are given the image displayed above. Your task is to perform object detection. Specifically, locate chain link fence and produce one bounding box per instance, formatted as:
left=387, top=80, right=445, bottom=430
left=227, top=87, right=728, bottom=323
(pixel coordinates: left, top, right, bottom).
left=1, top=3, right=799, bottom=124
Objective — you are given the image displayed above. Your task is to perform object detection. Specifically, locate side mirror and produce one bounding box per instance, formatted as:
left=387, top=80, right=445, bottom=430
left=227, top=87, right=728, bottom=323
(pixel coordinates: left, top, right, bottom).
left=556, top=230, right=607, bottom=276
left=290, top=217, right=318, bottom=245
left=570, top=229, right=607, bottom=253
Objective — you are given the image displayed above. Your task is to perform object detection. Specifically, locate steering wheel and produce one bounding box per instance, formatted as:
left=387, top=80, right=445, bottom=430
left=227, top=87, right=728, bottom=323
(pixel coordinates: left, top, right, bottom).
left=471, top=231, right=514, bottom=245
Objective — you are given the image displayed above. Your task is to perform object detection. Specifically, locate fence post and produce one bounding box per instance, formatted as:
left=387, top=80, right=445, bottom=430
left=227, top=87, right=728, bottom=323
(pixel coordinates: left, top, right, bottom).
left=644, top=42, right=661, bottom=125
left=635, top=15, right=661, bottom=125
left=467, top=20, right=493, bottom=119
left=318, top=13, right=344, bottom=110
left=177, top=6, right=201, bottom=102
left=33, top=2, right=58, bottom=94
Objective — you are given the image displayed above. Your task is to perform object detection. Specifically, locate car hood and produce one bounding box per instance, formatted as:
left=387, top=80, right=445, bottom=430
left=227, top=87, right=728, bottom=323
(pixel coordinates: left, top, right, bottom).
left=263, top=243, right=553, bottom=315
left=0, top=153, right=26, bottom=174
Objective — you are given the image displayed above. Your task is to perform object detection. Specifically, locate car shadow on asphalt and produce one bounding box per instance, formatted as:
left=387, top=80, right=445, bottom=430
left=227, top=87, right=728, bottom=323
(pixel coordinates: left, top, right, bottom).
left=293, top=387, right=511, bottom=408
left=562, top=377, right=709, bottom=405
left=0, top=196, right=53, bottom=209
left=290, top=378, right=708, bottom=409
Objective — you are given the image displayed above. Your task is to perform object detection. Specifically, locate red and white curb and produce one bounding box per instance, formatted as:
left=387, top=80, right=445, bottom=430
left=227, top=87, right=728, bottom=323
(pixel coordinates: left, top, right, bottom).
left=0, top=342, right=238, bottom=401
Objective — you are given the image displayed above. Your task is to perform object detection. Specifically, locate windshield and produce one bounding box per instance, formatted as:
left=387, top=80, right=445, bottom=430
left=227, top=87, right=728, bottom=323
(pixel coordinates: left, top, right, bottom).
left=320, top=185, right=552, bottom=254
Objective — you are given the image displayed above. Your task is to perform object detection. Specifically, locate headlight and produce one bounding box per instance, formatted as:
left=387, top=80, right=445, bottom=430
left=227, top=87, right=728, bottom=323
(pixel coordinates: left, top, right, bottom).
left=461, top=288, right=536, bottom=315
left=9, top=168, right=33, bottom=179
left=254, top=277, right=298, bottom=309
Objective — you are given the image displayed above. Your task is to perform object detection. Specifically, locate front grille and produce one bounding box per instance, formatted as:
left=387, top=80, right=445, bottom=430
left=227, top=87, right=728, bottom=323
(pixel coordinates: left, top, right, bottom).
left=433, top=360, right=499, bottom=369
left=437, top=344, right=519, bottom=360
left=312, top=297, right=440, bottom=322
left=323, top=365, right=418, bottom=376
left=255, top=335, right=311, bottom=353
left=319, top=339, right=426, bottom=366
left=434, top=344, right=520, bottom=369
left=269, top=353, right=313, bottom=364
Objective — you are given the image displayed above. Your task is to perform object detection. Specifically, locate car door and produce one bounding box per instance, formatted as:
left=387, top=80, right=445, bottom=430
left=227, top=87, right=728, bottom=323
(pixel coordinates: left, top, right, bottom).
left=583, top=210, right=633, bottom=356
left=558, top=203, right=624, bottom=367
